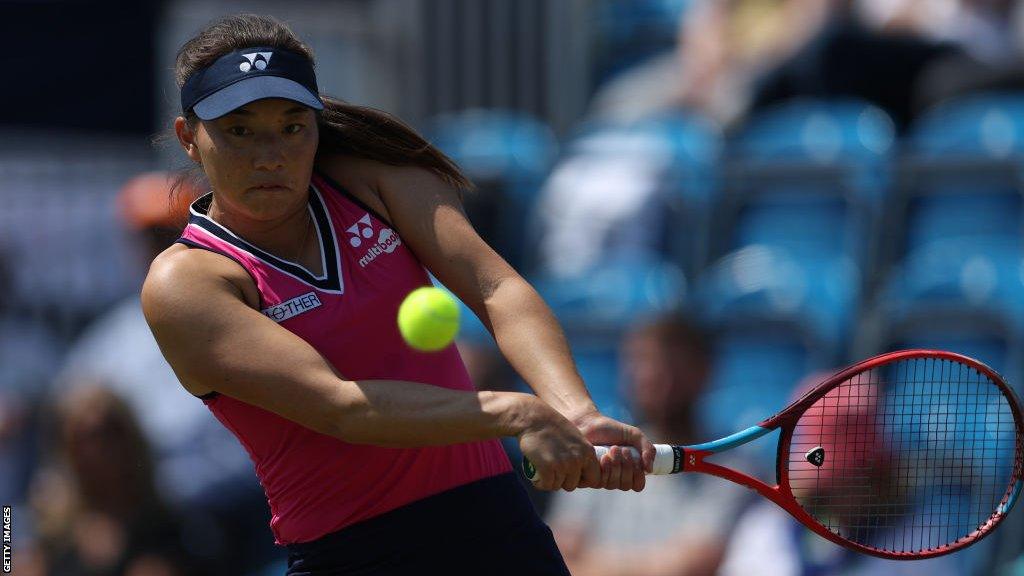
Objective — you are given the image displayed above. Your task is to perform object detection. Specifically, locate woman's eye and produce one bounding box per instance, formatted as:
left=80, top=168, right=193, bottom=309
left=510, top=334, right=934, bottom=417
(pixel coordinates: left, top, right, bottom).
left=228, top=126, right=250, bottom=136
left=285, top=124, right=305, bottom=134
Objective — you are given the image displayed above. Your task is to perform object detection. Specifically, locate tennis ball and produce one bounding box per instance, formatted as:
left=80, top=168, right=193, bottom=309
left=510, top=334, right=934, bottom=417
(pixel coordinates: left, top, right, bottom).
left=397, top=287, right=460, bottom=352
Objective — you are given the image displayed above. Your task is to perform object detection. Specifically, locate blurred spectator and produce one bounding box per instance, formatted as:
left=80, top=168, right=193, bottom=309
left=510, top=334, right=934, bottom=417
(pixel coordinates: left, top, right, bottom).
left=588, top=0, right=836, bottom=127
left=533, top=131, right=679, bottom=278
left=750, top=14, right=965, bottom=131
left=718, top=498, right=960, bottom=576
left=52, top=172, right=281, bottom=573
left=546, top=313, right=747, bottom=576
left=536, top=0, right=835, bottom=278
left=855, top=0, right=1019, bottom=64
left=748, top=0, right=1024, bottom=131
left=588, top=0, right=1024, bottom=133
left=29, top=385, right=214, bottom=575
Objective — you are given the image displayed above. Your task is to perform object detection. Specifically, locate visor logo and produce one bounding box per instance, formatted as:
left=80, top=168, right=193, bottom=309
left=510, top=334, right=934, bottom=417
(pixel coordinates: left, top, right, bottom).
left=240, top=52, right=273, bottom=72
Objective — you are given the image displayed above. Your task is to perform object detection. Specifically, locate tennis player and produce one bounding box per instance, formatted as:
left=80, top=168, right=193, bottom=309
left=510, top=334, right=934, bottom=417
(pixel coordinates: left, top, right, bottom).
left=142, top=14, right=654, bottom=575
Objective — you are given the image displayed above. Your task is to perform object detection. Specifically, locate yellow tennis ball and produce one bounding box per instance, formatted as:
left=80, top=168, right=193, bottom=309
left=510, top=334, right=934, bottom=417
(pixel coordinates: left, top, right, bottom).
left=398, top=287, right=461, bottom=352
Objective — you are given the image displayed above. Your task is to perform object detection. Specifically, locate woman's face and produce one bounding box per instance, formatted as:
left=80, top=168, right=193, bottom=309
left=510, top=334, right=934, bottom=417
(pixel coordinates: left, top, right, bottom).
left=175, top=97, right=319, bottom=222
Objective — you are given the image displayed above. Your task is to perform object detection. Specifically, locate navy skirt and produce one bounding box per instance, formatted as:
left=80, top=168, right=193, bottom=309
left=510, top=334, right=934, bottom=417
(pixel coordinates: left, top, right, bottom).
left=285, top=472, right=571, bottom=576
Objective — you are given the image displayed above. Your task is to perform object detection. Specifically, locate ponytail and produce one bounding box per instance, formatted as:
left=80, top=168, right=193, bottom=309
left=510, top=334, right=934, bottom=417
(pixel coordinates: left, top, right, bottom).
left=316, top=96, right=474, bottom=192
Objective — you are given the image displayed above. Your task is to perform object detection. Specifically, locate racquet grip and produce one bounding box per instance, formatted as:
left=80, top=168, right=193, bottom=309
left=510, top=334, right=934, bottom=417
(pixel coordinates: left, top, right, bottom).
left=523, top=444, right=678, bottom=483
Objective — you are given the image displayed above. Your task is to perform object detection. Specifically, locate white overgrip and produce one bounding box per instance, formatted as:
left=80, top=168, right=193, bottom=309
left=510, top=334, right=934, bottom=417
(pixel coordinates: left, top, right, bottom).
left=524, top=443, right=679, bottom=483
left=593, top=444, right=676, bottom=475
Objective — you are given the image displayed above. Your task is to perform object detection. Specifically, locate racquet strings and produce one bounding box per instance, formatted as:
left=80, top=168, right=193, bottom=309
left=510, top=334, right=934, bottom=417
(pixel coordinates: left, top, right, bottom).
left=788, top=356, right=1021, bottom=554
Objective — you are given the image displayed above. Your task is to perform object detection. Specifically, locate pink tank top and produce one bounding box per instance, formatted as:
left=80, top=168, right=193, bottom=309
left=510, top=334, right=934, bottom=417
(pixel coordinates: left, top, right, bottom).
left=177, top=172, right=511, bottom=545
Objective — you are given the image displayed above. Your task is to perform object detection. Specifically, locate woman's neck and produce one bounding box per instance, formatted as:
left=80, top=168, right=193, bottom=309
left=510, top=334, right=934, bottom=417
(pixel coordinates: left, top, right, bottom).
left=207, top=194, right=315, bottom=265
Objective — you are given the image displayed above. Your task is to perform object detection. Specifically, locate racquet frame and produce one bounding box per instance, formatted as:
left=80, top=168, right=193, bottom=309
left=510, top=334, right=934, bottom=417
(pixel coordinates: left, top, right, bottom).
left=674, top=349, right=1024, bottom=559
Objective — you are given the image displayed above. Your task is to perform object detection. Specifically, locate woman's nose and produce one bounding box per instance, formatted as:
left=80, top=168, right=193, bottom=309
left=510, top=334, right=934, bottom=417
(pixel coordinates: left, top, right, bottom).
left=253, top=136, right=287, bottom=170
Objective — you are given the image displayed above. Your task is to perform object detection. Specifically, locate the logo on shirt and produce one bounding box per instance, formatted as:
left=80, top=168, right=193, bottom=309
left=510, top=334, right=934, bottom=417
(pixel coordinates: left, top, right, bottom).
left=346, top=213, right=402, bottom=268
left=240, top=52, right=273, bottom=72
left=345, top=214, right=374, bottom=247
left=262, top=291, right=322, bottom=322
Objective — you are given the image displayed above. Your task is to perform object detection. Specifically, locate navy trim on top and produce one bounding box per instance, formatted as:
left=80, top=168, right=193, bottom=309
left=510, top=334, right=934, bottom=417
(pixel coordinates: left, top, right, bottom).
left=313, top=170, right=394, bottom=228
left=186, top=190, right=343, bottom=293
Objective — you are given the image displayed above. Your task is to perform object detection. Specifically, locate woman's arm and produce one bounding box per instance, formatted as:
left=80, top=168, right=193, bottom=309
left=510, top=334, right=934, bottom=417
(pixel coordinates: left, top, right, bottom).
left=141, top=246, right=594, bottom=489
left=356, top=161, right=654, bottom=483
left=365, top=163, right=593, bottom=417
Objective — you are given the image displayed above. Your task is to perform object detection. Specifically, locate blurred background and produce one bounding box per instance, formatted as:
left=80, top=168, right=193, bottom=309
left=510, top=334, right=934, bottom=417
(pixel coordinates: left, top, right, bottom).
left=6, top=0, right=1024, bottom=574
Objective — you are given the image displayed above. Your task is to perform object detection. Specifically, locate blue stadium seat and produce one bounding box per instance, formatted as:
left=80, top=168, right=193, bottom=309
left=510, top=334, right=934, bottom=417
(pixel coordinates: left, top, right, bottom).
left=697, top=332, right=814, bottom=435
left=695, top=245, right=859, bottom=353
left=717, top=99, right=895, bottom=278
left=732, top=98, right=895, bottom=204
left=736, top=99, right=896, bottom=160
left=894, top=93, right=1024, bottom=265
left=881, top=239, right=1024, bottom=315
left=909, top=93, right=1024, bottom=158
left=872, top=238, right=1024, bottom=395
left=904, top=190, right=1021, bottom=253
left=531, top=256, right=687, bottom=333
left=425, top=109, right=557, bottom=184
left=424, top=109, right=559, bottom=268
left=591, top=0, right=691, bottom=84
left=730, top=193, right=850, bottom=259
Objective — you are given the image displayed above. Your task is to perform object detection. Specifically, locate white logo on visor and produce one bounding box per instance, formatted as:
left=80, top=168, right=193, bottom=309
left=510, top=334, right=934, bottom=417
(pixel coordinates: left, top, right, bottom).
left=240, top=52, right=273, bottom=72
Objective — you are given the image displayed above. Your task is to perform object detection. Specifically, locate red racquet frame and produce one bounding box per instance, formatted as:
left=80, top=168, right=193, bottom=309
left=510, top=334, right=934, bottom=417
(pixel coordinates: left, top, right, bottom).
left=681, top=349, right=1024, bottom=559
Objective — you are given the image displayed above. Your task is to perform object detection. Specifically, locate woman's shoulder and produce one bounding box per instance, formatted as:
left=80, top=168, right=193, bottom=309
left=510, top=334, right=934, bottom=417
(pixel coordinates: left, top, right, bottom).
left=316, top=155, right=455, bottom=225
left=144, top=244, right=260, bottom=310
left=316, top=154, right=396, bottom=221
left=148, top=243, right=234, bottom=280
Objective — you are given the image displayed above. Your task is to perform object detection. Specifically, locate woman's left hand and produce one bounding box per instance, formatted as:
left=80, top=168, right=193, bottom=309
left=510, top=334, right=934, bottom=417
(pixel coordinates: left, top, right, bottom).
left=570, top=409, right=654, bottom=492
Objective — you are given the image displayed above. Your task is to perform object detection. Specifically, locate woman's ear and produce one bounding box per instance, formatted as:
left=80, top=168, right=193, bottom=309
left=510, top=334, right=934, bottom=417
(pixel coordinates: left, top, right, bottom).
left=174, top=116, right=202, bottom=164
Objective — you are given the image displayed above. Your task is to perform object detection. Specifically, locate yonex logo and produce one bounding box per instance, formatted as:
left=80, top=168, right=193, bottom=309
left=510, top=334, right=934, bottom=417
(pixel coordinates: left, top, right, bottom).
left=240, top=52, right=273, bottom=72
left=806, top=446, right=826, bottom=467
left=346, top=214, right=374, bottom=247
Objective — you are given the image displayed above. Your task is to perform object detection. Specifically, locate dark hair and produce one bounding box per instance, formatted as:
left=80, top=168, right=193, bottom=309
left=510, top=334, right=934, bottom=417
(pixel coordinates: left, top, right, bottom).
left=170, top=14, right=472, bottom=197
left=57, top=385, right=161, bottom=518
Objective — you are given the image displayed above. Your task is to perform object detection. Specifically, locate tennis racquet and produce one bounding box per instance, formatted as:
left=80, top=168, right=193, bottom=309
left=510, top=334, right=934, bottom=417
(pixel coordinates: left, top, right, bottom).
left=524, top=350, right=1024, bottom=559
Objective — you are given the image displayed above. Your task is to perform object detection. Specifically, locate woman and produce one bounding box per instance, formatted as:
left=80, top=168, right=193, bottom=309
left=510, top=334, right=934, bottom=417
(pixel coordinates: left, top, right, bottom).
left=143, top=14, right=654, bottom=575
left=33, top=385, right=213, bottom=575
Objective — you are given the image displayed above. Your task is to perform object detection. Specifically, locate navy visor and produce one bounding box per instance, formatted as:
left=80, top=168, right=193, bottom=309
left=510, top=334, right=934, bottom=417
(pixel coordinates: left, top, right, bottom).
left=180, top=47, right=324, bottom=120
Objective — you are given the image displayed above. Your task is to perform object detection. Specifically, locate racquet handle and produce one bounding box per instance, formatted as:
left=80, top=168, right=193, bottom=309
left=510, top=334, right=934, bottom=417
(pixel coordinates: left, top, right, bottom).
left=522, top=444, right=679, bottom=483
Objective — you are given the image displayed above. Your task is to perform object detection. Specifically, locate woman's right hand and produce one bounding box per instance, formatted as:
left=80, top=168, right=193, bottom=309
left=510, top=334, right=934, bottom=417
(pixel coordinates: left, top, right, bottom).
left=515, top=397, right=602, bottom=492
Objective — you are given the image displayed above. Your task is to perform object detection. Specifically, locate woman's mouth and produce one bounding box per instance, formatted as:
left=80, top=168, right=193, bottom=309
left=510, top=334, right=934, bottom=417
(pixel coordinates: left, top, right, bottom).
left=249, top=184, right=289, bottom=192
